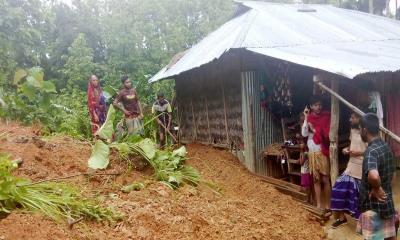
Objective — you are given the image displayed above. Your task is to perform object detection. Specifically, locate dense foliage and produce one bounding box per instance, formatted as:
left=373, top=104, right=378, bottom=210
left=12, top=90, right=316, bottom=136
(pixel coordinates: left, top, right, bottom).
left=0, top=0, right=234, bottom=138
left=0, top=0, right=395, bottom=138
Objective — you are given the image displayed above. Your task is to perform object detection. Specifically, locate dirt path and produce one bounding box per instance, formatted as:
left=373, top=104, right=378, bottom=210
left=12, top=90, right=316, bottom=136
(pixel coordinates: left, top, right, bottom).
left=0, top=122, right=324, bottom=240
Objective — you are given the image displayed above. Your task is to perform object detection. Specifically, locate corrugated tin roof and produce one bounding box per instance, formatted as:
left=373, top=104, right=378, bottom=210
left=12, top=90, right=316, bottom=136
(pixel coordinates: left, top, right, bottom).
left=149, top=1, right=400, bottom=83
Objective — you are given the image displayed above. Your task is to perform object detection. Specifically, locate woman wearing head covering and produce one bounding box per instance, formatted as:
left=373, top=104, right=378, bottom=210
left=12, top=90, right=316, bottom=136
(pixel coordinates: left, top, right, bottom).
left=87, top=74, right=107, bottom=135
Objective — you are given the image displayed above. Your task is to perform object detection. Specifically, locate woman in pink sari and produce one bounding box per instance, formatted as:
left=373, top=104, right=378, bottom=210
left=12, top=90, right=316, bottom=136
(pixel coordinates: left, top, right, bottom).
left=87, top=74, right=107, bottom=135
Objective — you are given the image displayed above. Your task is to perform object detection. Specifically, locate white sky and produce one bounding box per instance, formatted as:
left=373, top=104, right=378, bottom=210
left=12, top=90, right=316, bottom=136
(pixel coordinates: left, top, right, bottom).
left=59, top=0, right=73, bottom=7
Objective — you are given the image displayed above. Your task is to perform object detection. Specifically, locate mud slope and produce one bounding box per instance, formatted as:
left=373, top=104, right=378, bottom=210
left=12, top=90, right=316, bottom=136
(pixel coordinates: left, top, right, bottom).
left=0, top=122, right=324, bottom=240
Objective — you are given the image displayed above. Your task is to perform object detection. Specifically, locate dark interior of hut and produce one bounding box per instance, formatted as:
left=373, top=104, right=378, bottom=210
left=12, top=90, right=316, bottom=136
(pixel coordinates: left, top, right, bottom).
left=261, top=67, right=400, bottom=186
left=259, top=62, right=361, bottom=185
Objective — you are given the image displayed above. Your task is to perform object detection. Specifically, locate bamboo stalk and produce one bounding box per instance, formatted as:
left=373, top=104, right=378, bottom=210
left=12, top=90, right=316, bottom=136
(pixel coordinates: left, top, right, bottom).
left=314, top=80, right=400, bottom=144
left=329, top=79, right=339, bottom=185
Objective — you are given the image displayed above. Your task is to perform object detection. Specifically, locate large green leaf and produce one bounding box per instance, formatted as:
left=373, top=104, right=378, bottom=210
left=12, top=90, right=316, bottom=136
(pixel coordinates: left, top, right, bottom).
left=88, top=140, right=110, bottom=169
left=13, top=96, right=26, bottom=109
left=42, top=81, right=56, bottom=93
left=13, top=69, right=27, bottom=85
left=96, top=105, right=116, bottom=140
left=28, top=67, right=44, bottom=86
left=26, top=76, right=43, bottom=88
left=103, top=86, right=118, bottom=100
left=39, top=94, right=51, bottom=109
left=137, top=138, right=157, bottom=160
left=172, top=146, right=187, bottom=158
left=20, top=83, right=36, bottom=100
left=110, top=142, right=130, bottom=159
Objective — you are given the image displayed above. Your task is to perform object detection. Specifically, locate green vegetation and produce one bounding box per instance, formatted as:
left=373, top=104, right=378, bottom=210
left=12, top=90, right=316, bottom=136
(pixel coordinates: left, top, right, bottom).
left=0, top=0, right=387, bottom=138
left=0, top=0, right=234, bottom=138
left=88, top=106, right=203, bottom=190
left=0, top=153, right=121, bottom=222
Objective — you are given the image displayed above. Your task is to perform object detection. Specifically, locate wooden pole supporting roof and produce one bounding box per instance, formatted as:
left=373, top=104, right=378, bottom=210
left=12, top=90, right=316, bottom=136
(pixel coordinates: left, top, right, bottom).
left=328, top=79, right=339, bottom=185
left=314, top=79, right=400, bottom=144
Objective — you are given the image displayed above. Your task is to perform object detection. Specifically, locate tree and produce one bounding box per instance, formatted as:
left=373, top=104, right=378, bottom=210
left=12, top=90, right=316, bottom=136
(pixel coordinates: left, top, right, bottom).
left=60, top=33, right=97, bottom=90
left=0, top=0, right=52, bottom=87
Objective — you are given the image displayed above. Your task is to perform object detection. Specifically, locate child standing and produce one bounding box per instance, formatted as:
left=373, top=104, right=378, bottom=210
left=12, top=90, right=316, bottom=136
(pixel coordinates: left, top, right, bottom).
left=330, top=112, right=367, bottom=228
left=298, top=113, right=313, bottom=204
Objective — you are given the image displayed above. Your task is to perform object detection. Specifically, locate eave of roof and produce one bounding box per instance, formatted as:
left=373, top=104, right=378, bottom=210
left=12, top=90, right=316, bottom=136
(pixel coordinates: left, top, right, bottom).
left=149, top=1, right=400, bottom=83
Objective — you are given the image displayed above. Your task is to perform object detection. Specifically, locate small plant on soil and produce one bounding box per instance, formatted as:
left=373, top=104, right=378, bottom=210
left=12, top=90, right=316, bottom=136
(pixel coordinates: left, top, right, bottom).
left=0, top=153, right=121, bottom=223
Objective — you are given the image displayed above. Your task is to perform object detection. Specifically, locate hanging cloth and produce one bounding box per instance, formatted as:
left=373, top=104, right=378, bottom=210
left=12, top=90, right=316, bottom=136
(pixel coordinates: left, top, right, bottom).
left=272, top=77, right=293, bottom=109
left=368, top=91, right=384, bottom=126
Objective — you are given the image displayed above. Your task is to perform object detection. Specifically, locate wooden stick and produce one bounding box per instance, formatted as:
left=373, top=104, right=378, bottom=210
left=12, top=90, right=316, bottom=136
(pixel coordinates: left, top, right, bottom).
left=18, top=172, right=121, bottom=187
left=275, top=186, right=307, bottom=201
left=251, top=172, right=303, bottom=192
left=315, top=80, right=400, bottom=144
left=68, top=216, right=84, bottom=229
left=158, top=121, right=178, bottom=143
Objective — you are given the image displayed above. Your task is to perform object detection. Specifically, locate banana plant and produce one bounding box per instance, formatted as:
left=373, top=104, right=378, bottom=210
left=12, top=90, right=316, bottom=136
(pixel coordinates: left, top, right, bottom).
left=87, top=106, right=202, bottom=189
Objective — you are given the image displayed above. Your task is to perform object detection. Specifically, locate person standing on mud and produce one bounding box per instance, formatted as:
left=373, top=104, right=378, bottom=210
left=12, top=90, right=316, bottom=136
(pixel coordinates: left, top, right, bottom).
left=87, top=74, right=107, bottom=135
left=152, top=92, right=172, bottom=147
left=113, top=76, right=143, bottom=135
left=330, top=112, right=366, bottom=228
left=357, top=113, right=397, bottom=240
left=302, top=95, right=331, bottom=215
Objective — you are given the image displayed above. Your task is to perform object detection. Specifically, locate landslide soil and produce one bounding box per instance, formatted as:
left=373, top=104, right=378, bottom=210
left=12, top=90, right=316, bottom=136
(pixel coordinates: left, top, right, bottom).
left=0, top=122, right=324, bottom=240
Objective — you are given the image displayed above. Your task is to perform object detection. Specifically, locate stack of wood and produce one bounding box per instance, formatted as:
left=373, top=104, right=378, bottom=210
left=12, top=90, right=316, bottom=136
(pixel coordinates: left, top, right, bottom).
left=255, top=173, right=306, bottom=201
left=262, top=143, right=284, bottom=156
left=255, top=173, right=329, bottom=225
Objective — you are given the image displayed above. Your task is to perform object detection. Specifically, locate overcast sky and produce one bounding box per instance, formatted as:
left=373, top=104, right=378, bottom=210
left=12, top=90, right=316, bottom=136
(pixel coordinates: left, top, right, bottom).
left=60, top=0, right=72, bottom=6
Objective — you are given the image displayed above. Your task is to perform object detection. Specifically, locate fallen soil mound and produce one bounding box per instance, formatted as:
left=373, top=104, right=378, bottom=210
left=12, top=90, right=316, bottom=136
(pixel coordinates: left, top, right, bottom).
left=0, top=122, right=324, bottom=240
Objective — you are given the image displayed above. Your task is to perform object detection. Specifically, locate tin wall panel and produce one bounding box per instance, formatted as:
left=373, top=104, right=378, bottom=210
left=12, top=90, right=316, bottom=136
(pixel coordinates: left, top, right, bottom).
left=241, top=71, right=283, bottom=175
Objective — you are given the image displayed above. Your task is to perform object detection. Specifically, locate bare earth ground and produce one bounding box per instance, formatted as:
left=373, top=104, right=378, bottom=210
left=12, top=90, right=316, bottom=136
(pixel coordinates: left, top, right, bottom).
left=0, top=122, right=324, bottom=240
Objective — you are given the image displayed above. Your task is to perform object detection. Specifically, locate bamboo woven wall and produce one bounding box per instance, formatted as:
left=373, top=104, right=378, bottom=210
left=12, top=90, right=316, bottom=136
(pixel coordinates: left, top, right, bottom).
left=175, top=63, right=243, bottom=149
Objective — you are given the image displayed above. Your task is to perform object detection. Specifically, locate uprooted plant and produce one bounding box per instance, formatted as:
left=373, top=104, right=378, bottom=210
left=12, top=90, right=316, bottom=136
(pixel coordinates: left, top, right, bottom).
left=88, top=106, right=218, bottom=191
left=0, top=153, right=121, bottom=223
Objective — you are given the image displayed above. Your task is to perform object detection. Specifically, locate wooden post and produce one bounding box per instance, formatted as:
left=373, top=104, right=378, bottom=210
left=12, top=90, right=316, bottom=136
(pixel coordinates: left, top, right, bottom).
left=190, top=99, right=197, bottom=140
left=205, top=96, right=212, bottom=143
left=329, top=79, right=339, bottom=186
left=386, top=0, right=391, bottom=17
left=369, top=0, right=374, bottom=13
left=221, top=79, right=230, bottom=145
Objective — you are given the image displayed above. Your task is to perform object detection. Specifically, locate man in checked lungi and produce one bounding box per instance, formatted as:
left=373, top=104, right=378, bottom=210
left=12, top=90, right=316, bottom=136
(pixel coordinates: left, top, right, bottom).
left=357, top=113, right=397, bottom=240
left=330, top=112, right=367, bottom=228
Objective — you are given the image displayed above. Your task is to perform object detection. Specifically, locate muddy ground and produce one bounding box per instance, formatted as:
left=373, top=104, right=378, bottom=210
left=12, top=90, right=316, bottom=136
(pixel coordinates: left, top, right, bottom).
left=0, top=122, right=324, bottom=240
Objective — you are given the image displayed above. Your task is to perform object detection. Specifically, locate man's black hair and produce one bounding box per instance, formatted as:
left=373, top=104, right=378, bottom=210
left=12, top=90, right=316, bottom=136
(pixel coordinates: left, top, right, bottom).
left=157, top=92, right=164, bottom=98
left=360, top=113, right=380, bottom=135
left=350, top=111, right=361, bottom=129
left=309, top=95, right=323, bottom=105
left=121, top=75, right=129, bottom=84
